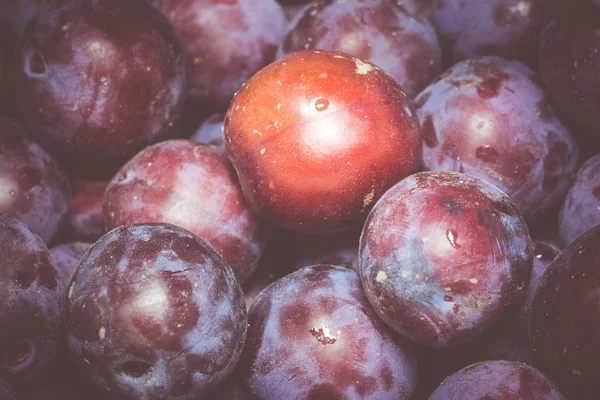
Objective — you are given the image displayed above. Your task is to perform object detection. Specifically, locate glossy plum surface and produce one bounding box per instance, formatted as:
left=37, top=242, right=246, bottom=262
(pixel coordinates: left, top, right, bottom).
left=190, top=113, right=225, bottom=150
left=66, top=223, right=247, bottom=399
left=278, top=0, right=441, bottom=97
left=104, top=140, right=267, bottom=284
left=414, top=56, right=579, bottom=224
left=67, top=180, right=107, bottom=242
left=558, top=153, right=600, bottom=245
left=12, top=0, right=187, bottom=172
left=432, top=0, right=556, bottom=67
left=152, top=0, right=287, bottom=104
left=240, top=265, right=417, bottom=399
left=359, top=171, right=533, bottom=348
left=0, top=213, right=64, bottom=385
left=538, top=3, right=600, bottom=152
left=50, top=242, right=92, bottom=289
left=0, top=117, right=71, bottom=244
left=530, top=223, right=600, bottom=399
left=429, top=360, right=565, bottom=400
left=224, top=50, right=422, bottom=234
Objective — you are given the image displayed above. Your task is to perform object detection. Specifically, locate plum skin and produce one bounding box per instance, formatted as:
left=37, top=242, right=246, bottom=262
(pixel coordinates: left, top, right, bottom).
left=65, top=223, right=247, bottom=399
left=224, top=49, right=422, bottom=234
left=359, top=171, right=533, bottom=348
left=240, top=264, right=417, bottom=399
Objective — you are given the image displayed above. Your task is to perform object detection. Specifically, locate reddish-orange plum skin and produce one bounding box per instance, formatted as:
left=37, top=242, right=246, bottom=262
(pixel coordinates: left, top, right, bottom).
left=224, top=50, right=422, bottom=234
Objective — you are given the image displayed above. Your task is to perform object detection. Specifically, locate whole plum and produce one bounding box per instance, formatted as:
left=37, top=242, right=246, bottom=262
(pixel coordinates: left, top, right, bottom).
left=66, top=223, right=247, bottom=399
left=414, top=56, right=579, bottom=224
left=530, top=223, right=600, bottom=399
left=11, top=0, right=187, bottom=173
left=240, top=265, right=418, bottom=399
left=359, top=171, right=533, bottom=348
left=429, top=360, right=565, bottom=400
left=151, top=0, right=287, bottom=104
left=224, top=50, right=422, bottom=234
left=278, top=0, right=441, bottom=97
left=104, top=140, right=267, bottom=284
left=0, top=117, right=71, bottom=244
left=0, top=213, right=64, bottom=386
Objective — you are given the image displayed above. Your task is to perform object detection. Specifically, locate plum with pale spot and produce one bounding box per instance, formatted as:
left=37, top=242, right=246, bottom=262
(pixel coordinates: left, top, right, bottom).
left=65, top=223, right=247, bottom=399
left=359, top=171, right=533, bottom=348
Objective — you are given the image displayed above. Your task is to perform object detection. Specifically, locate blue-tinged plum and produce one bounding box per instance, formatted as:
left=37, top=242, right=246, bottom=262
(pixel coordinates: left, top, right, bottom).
left=429, top=360, right=565, bottom=400
left=278, top=0, right=441, bottom=97
left=224, top=50, right=423, bottom=234
left=240, top=265, right=417, bottom=399
left=66, top=223, right=247, bottom=399
left=359, top=171, right=533, bottom=348
left=558, top=154, right=600, bottom=245
left=0, top=213, right=64, bottom=386
left=0, top=117, right=71, bottom=244
left=12, top=0, right=187, bottom=174
left=414, top=56, right=579, bottom=224
left=104, top=140, right=268, bottom=284
left=530, top=223, right=600, bottom=399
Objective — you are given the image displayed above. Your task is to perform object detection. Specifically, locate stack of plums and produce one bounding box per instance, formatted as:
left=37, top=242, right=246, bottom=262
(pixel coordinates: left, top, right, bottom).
left=1, top=0, right=599, bottom=399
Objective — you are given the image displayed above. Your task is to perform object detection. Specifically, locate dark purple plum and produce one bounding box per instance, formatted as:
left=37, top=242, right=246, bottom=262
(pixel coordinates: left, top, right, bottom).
left=359, top=171, right=533, bottom=348
left=66, top=223, right=247, bottom=399
left=0, top=213, right=64, bottom=386
left=0, top=117, right=71, bottom=244
left=190, top=113, right=225, bottom=150
left=429, top=360, right=565, bottom=400
left=12, top=0, right=187, bottom=173
left=67, top=180, right=107, bottom=242
left=414, top=56, right=579, bottom=224
left=538, top=3, right=600, bottom=153
left=558, top=154, right=600, bottom=245
left=432, top=0, right=557, bottom=67
left=104, top=140, right=268, bottom=284
left=152, top=0, right=286, bottom=104
left=240, top=265, right=417, bottom=399
left=278, top=0, right=441, bottom=97
left=50, top=242, right=92, bottom=289
left=530, top=223, right=600, bottom=399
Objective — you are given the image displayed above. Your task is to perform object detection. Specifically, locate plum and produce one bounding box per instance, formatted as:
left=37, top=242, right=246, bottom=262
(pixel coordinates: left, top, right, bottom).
left=12, top=0, right=187, bottom=173
left=359, top=171, right=533, bottom=348
left=151, top=0, right=287, bottom=104
left=538, top=2, right=600, bottom=153
left=558, top=153, right=600, bottom=245
left=278, top=0, right=441, bottom=97
left=530, top=223, right=600, bottom=399
left=224, top=50, right=422, bottom=234
left=67, top=180, right=107, bottom=242
left=66, top=223, right=247, bottom=399
left=429, top=360, right=565, bottom=399
left=190, top=113, right=225, bottom=150
left=50, top=242, right=92, bottom=289
left=0, top=213, right=64, bottom=386
left=104, top=140, right=267, bottom=284
left=240, top=265, right=418, bottom=399
left=414, top=56, right=579, bottom=224
left=432, top=0, right=557, bottom=67
left=0, top=117, right=71, bottom=244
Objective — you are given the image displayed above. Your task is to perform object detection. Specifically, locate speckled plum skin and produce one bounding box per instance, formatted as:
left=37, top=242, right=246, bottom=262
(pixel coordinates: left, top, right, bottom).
left=224, top=50, right=423, bottom=234
left=65, top=223, right=247, bottom=399
left=530, top=223, right=600, bottom=399
left=0, top=117, right=71, bottom=244
left=50, top=242, right=92, bottom=289
left=432, top=0, right=556, bottom=67
left=152, top=0, right=287, bottom=103
left=12, top=0, right=187, bottom=171
left=414, top=56, right=579, bottom=224
left=278, top=0, right=441, bottom=98
left=538, top=4, right=600, bottom=152
left=240, top=265, right=417, bottom=400
left=429, top=360, right=565, bottom=400
left=104, top=140, right=267, bottom=284
left=68, top=180, right=107, bottom=242
left=558, top=154, right=600, bottom=245
left=359, top=171, right=533, bottom=348
left=0, top=213, right=64, bottom=385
